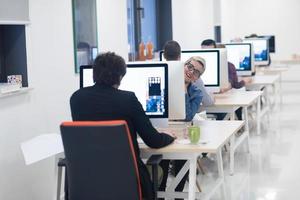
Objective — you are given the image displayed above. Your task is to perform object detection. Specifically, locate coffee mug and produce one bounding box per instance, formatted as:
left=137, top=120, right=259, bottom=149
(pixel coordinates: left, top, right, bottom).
left=188, top=126, right=200, bottom=144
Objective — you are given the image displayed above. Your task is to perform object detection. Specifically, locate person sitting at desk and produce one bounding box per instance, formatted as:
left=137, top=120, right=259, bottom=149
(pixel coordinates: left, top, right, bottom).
left=159, top=41, right=203, bottom=199
left=201, top=39, right=252, bottom=120
left=70, top=52, right=176, bottom=200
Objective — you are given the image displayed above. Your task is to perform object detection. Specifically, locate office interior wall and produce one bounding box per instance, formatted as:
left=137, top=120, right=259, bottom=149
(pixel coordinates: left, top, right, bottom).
left=0, top=0, right=128, bottom=200
left=172, top=0, right=214, bottom=50
left=0, top=0, right=76, bottom=199
left=96, top=0, right=128, bottom=60
left=221, top=0, right=300, bottom=60
left=0, top=0, right=29, bottom=22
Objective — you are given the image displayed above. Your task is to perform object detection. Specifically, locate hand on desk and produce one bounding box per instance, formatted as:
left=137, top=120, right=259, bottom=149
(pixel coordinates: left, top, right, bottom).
left=242, top=77, right=253, bottom=85
left=162, top=131, right=177, bottom=139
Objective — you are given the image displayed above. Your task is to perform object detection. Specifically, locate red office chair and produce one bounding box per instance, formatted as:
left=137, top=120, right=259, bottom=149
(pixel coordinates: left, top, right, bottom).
left=57, top=120, right=161, bottom=200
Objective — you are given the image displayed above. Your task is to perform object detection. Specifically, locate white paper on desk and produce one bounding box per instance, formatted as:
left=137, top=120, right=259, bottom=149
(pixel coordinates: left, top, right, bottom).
left=176, top=139, right=209, bottom=145
left=20, top=133, right=64, bottom=165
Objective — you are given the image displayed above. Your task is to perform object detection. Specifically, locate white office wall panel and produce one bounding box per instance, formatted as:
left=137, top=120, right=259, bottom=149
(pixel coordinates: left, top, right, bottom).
left=221, top=0, right=300, bottom=60
left=0, top=0, right=29, bottom=22
left=172, top=0, right=214, bottom=49
left=96, top=0, right=128, bottom=60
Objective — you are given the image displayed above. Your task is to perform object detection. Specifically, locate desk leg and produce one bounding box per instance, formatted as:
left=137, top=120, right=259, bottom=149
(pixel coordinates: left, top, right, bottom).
left=230, top=110, right=235, bottom=120
left=243, top=106, right=250, bottom=153
left=230, top=135, right=235, bottom=176
left=188, top=156, right=197, bottom=200
left=257, top=96, right=261, bottom=135
left=217, top=149, right=227, bottom=200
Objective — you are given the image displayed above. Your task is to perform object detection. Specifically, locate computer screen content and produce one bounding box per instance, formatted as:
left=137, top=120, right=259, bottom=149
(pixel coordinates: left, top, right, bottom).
left=180, top=50, right=219, bottom=87
left=80, top=65, right=93, bottom=88
left=80, top=64, right=168, bottom=119
left=260, top=35, right=275, bottom=53
left=225, top=43, right=252, bottom=71
left=160, top=50, right=220, bottom=87
left=119, top=63, right=168, bottom=118
left=244, top=38, right=269, bottom=65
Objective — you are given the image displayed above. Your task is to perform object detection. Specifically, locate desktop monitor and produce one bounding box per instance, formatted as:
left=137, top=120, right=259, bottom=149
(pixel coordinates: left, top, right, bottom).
left=124, top=61, right=186, bottom=121
left=225, top=43, right=254, bottom=76
left=244, top=38, right=269, bottom=66
left=80, top=65, right=93, bottom=88
left=260, top=35, right=275, bottom=53
left=165, top=61, right=186, bottom=120
left=80, top=64, right=169, bottom=127
left=160, top=49, right=228, bottom=93
left=119, top=63, right=169, bottom=127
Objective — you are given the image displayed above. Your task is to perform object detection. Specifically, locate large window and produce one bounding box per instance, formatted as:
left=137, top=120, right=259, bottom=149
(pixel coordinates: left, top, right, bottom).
left=127, top=0, right=173, bottom=61
left=72, top=0, right=98, bottom=73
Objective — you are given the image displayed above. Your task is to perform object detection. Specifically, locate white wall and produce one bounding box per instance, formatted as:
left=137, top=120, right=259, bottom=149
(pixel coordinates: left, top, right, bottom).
left=172, top=0, right=214, bottom=49
left=221, top=0, right=300, bottom=60
left=96, top=0, right=128, bottom=60
left=0, top=0, right=128, bottom=199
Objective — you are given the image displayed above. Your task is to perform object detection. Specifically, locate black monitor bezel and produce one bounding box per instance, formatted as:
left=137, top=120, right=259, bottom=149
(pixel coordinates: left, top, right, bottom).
left=160, top=49, right=220, bottom=87
left=124, top=63, right=169, bottom=119
left=244, top=38, right=270, bottom=63
left=80, top=65, right=93, bottom=88
left=182, top=50, right=220, bottom=87
left=225, top=43, right=253, bottom=72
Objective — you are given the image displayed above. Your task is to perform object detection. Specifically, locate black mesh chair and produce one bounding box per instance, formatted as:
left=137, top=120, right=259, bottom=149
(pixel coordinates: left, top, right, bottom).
left=57, top=120, right=161, bottom=200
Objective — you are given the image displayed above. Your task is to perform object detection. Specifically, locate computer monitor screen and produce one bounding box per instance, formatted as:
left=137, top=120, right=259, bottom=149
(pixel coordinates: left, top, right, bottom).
left=80, top=65, right=93, bottom=88
left=225, top=43, right=252, bottom=71
left=260, top=35, right=275, bottom=53
left=181, top=50, right=219, bottom=87
left=160, top=50, right=220, bottom=87
left=92, top=47, right=98, bottom=60
left=244, top=38, right=269, bottom=65
left=119, top=63, right=168, bottom=119
left=80, top=64, right=168, bottom=120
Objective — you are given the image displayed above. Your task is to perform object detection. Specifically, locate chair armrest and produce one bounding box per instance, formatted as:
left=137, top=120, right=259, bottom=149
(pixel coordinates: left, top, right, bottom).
left=58, top=158, right=67, bottom=167
left=146, top=154, right=162, bottom=166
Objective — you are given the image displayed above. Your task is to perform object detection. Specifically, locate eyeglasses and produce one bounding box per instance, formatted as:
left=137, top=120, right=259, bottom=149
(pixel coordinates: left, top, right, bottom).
left=185, top=62, right=201, bottom=78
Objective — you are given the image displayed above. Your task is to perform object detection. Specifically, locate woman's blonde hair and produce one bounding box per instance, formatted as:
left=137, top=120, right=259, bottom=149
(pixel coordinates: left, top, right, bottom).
left=184, top=56, right=206, bottom=76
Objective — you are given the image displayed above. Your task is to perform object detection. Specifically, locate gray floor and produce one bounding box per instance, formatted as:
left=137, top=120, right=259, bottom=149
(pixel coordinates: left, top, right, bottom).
left=193, top=66, right=300, bottom=200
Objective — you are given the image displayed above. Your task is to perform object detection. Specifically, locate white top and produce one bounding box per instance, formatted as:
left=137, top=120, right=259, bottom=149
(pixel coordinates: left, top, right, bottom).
left=139, top=120, right=244, bottom=154
left=204, top=89, right=262, bottom=107
left=249, top=74, right=280, bottom=86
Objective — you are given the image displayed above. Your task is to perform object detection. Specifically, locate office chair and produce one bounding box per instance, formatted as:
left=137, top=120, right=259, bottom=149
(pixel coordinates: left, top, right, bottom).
left=57, top=120, right=162, bottom=200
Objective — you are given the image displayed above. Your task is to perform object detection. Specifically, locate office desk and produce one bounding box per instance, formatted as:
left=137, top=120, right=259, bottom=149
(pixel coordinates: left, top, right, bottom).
left=201, top=89, right=262, bottom=175
left=140, top=120, right=244, bottom=200
left=247, top=74, right=280, bottom=114
left=256, top=66, right=289, bottom=105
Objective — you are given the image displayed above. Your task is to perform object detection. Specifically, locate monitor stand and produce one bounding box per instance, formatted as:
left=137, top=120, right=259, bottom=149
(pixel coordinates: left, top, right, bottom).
left=150, top=118, right=169, bottom=128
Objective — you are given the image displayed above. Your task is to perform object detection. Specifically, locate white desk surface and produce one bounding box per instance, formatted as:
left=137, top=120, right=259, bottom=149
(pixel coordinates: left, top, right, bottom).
left=208, top=89, right=262, bottom=107
left=256, top=66, right=289, bottom=74
left=140, top=120, right=244, bottom=154
left=249, top=74, right=280, bottom=86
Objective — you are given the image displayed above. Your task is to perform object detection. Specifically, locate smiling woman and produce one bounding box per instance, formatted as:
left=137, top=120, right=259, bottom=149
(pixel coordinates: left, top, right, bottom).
left=72, top=0, right=98, bottom=73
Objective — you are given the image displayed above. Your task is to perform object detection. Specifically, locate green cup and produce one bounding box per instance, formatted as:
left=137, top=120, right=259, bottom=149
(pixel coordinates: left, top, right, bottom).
left=188, top=126, right=200, bottom=144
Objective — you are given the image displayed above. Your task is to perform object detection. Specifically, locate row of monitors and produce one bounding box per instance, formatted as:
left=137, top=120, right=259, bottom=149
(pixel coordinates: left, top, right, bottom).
left=80, top=48, right=230, bottom=123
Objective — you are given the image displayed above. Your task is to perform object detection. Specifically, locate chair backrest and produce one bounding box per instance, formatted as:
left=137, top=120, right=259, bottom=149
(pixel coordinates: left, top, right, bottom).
left=60, top=120, right=142, bottom=200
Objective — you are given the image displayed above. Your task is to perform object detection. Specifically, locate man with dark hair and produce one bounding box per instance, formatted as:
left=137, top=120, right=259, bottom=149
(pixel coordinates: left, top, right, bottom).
left=201, top=39, right=217, bottom=48
left=163, top=40, right=181, bottom=60
left=70, top=52, right=175, bottom=199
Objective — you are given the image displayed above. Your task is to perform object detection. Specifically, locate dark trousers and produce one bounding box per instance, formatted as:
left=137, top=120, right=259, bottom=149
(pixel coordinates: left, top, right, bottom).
left=214, top=107, right=243, bottom=120
left=159, top=160, right=188, bottom=200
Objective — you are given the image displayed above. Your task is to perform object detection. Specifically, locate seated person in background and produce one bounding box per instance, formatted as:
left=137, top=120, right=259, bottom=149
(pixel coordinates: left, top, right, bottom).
left=160, top=41, right=204, bottom=199
left=70, top=52, right=176, bottom=200
left=201, top=39, right=253, bottom=120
